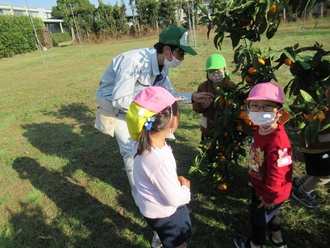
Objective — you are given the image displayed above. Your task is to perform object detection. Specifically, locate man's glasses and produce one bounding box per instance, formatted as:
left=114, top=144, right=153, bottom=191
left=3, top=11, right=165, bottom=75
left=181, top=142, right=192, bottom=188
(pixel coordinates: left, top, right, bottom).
left=248, top=104, right=278, bottom=112
left=173, top=49, right=186, bottom=60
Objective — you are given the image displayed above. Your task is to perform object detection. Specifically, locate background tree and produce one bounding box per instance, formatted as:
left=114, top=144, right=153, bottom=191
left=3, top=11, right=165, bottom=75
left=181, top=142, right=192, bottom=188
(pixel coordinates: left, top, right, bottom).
left=135, top=0, right=159, bottom=29
left=73, top=0, right=95, bottom=39
left=158, top=0, right=177, bottom=26
left=93, top=3, right=116, bottom=38
left=0, top=15, right=44, bottom=58
left=181, top=0, right=201, bottom=29
left=52, top=0, right=95, bottom=40
left=112, top=2, right=130, bottom=37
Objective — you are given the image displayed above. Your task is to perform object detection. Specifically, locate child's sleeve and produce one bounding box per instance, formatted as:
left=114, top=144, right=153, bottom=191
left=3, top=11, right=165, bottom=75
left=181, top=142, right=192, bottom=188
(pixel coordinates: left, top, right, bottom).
left=152, top=160, right=191, bottom=207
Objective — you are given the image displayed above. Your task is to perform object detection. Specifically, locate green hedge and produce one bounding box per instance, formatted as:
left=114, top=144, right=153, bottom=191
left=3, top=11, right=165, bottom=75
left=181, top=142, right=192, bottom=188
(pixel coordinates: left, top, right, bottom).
left=0, top=15, right=44, bottom=59
left=51, top=32, right=72, bottom=43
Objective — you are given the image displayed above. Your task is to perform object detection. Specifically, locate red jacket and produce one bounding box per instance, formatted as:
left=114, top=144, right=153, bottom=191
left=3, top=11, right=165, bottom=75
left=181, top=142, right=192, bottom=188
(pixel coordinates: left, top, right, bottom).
left=248, top=123, right=293, bottom=204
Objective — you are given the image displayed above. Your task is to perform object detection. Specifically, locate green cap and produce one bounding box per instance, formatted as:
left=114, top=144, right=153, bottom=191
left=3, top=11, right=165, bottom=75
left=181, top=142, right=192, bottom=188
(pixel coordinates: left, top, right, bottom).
left=204, top=54, right=227, bottom=70
left=159, top=26, right=197, bottom=55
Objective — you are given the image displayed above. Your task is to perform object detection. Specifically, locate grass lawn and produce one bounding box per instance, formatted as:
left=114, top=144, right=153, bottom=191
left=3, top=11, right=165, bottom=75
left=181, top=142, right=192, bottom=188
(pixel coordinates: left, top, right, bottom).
left=0, top=18, right=329, bottom=247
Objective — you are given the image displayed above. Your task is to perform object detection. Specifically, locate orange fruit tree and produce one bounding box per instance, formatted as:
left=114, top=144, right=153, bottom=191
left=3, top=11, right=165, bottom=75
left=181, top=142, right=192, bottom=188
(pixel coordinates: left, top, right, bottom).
left=190, top=0, right=330, bottom=188
left=276, top=44, right=330, bottom=146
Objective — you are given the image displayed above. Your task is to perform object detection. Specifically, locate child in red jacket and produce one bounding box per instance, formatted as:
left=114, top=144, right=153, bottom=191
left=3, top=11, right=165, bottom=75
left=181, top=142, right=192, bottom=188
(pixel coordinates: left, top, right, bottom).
left=234, top=82, right=293, bottom=248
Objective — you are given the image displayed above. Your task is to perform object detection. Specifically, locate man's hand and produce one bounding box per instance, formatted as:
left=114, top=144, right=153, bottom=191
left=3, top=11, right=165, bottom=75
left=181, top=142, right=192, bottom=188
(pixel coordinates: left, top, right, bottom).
left=192, top=92, right=214, bottom=107
left=178, top=176, right=191, bottom=189
left=258, top=196, right=274, bottom=210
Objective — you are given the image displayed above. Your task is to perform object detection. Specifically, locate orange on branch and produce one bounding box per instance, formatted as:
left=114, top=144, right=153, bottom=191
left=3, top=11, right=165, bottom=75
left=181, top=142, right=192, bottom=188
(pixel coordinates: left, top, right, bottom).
left=238, top=111, right=249, bottom=120
left=284, top=58, right=293, bottom=67
left=257, top=58, right=266, bottom=65
left=236, top=124, right=243, bottom=132
left=248, top=67, right=257, bottom=75
left=303, top=113, right=310, bottom=120
left=244, top=118, right=253, bottom=126
left=325, top=89, right=329, bottom=97
left=218, top=183, right=227, bottom=191
left=219, top=156, right=226, bottom=162
left=245, top=75, right=253, bottom=84
left=324, top=106, right=329, bottom=113
left=219, top=96, right=225, bottom=109
left=269, top=4, right=277, bottom=14
left=317, top=111, right=326, bottom=122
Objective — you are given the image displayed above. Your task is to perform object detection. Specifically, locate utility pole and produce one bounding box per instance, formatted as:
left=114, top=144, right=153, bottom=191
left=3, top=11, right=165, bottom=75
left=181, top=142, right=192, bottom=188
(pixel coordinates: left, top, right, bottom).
left=25, top=0, right=45, bottom=63
left=70, top=4, right=83, bottom=53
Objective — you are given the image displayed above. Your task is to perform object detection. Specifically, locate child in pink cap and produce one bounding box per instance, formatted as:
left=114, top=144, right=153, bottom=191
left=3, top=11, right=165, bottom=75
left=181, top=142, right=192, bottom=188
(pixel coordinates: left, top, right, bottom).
left=127, top=86, right=192, bottom=248
left=234, top=82, right=293, bottom=248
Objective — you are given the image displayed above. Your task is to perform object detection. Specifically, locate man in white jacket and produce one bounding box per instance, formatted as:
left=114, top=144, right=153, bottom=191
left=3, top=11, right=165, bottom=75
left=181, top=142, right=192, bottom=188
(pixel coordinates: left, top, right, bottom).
left=96, top=25, right=213, bottom=200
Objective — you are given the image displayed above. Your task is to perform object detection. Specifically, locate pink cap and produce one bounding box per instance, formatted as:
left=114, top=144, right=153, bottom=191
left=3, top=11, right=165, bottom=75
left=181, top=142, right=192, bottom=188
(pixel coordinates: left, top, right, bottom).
left=246, top=82, right=284, bottom=103
left=134, top=86, right=182, bottom=112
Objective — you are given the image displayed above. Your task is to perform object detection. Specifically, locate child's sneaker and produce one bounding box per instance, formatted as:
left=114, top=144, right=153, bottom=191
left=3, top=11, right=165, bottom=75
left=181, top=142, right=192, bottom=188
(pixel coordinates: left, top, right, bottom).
left=267, top=234, right=287, bottom=248
left=291, top=188, right=320, bottom=208
left=151, top=231, right=162, bottom=248
left=233, top=234, right=251, bottom=248
left=292, top=178, right=316, bottom=199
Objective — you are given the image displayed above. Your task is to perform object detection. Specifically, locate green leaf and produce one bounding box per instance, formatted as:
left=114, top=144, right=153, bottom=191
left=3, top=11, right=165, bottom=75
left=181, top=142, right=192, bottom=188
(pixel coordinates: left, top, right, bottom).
left=198, top=3, right=210, bottom=16
left=300, top=90, right=317, bottom=104
left=213, top=32, right=224, bottom=50
left=320, top=122, right=330, bottom=131
left=266, top=22, right=278, bottom=39
left=305, top=120, right=321, bottom=146
left=258, top=15, right=268, bottom=34
left=230, top=31, right=241, bottom=49
left=188, top=166, right=198, bottom=174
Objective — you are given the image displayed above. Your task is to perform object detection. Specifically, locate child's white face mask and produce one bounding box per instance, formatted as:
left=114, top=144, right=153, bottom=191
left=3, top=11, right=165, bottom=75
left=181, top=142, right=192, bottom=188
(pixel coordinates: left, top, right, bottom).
left=248, top=110, right=280, bottom=127
left=208, top=71, right=225, bottom=83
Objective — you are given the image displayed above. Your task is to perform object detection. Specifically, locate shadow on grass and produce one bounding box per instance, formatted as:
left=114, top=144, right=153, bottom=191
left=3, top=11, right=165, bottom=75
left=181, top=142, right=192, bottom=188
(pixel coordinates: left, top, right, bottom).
left=8, top=103, right=150, bottom=247
left=11, top=156, right=139, bottom=247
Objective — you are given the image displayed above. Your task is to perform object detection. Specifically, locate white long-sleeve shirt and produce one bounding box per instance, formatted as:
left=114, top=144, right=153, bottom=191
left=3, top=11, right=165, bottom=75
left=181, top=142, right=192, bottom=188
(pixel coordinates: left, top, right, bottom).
left=133, top=143, right=191, bottom=219
left=96, top=47, right=192, bottom=112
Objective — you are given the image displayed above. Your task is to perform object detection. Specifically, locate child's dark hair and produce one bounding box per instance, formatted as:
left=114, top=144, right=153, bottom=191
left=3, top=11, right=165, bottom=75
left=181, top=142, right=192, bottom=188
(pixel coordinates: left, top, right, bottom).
left=135, top=102, right=179, bottom=157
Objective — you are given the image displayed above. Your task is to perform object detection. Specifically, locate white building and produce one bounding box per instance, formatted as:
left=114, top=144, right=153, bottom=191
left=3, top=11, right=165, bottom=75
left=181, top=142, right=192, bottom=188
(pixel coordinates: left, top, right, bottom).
left=0, top=4, right=65, bottom=33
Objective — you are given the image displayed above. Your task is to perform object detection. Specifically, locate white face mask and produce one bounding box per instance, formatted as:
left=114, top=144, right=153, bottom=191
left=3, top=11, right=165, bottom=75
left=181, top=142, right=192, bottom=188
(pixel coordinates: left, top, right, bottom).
left=164, top=50, right=182, bottom=68
left=208, top=71, right=225, bottom=83
left=248, top=111, right=279, bottom=127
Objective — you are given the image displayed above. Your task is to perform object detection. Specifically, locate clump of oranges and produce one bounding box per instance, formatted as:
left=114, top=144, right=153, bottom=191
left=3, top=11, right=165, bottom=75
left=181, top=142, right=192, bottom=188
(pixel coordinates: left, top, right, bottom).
left=303, top=111, right=326, bottom=123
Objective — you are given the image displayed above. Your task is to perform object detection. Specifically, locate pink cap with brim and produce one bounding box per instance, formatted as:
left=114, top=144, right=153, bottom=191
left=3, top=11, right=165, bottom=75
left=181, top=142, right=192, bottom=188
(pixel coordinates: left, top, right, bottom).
left=246, top=82, right=284, bottom=104
left=134, top=86, right=182, bottom=112
left=126, top=86, right=182, bottom=141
